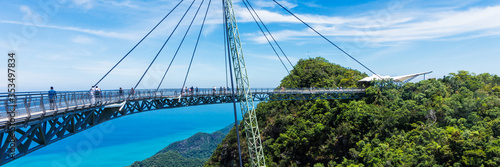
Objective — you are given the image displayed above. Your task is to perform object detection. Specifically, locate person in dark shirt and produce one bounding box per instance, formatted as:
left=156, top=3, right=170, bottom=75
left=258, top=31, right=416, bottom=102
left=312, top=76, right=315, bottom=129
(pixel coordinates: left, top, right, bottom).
left=48, top=86, right=57, bottom=110
left=119, top=87, right=124, bottom=100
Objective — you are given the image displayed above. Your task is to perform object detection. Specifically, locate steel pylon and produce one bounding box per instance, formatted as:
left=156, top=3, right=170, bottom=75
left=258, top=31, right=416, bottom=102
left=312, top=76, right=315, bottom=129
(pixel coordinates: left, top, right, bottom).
left=222, top=0, right=266, bottom=166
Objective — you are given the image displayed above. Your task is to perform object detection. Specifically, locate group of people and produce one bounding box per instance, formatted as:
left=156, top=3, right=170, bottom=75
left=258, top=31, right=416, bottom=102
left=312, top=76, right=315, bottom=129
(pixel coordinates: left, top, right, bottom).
left=182, top=86, right=199, bottom=95
left=214, top=86, right=230, bottom=95
left=180, top=86, right=232, bottom=95
left=89, top=86, right=103, bottom=104
left=47, top=86, right=136, bottom=109
left=91, top=86, right=135, bottom=103
left=47, top=85, right=241, bottom=109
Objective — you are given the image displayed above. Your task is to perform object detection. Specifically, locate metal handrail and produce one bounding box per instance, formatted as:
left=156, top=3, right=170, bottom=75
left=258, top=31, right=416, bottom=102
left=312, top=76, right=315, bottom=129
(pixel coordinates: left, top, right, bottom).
left=1, top=88, right=365, bottom=121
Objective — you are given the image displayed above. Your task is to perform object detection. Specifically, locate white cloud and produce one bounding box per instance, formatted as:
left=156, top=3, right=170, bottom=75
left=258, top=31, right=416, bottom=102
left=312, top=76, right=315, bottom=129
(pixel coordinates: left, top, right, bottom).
left=20, top=5, right=33, bottom=19
left=72, top=35, right=94, bottom=44
left=0, top=20, right=139, bottom=40
left=252, top=0, right=297, bottom=9
left=106, top=0, right=138, bottom=8
left=73, top=0, right=94, bottom=9
left=234, top=4, right=358, bottom=25
left=247, top=53, right=298, bottom=64
left=246, top=5, right=500, bottom=44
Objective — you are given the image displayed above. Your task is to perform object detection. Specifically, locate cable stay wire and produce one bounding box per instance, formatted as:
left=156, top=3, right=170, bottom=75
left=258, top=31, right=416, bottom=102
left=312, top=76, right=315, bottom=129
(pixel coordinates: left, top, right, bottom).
left=244, top=0, right=294, bottom=68
left=272, top=0, right=381, bottom=78
left=241, top=0, right=290, bottom=74
left=222, top=0, right=243, bottom=166
left=156, top=0, right=206, bottom=91
left=93, top=0, right=185, bottom=86
left=133, top=0, right=197, bottom=91
left=224, top=32, right=229, bottom=88
left=180, top=0, right=211, bottom=93
left=223, top=4, right=229, bottom=89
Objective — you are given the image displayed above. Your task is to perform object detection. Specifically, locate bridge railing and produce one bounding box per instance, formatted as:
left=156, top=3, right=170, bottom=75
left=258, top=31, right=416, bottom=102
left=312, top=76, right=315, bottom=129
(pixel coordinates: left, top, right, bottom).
left=251, top=87, right=366, bottom=94
left=0, top=88, right=365, bottom=121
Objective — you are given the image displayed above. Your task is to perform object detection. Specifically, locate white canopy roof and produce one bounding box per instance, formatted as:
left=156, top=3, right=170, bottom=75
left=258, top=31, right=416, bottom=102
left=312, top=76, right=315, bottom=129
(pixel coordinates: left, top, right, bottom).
left=358, top=71, right=433, bottom=82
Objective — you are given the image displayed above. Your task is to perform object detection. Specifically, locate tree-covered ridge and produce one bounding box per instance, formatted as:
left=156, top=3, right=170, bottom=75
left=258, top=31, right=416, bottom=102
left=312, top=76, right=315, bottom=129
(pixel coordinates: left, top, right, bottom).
left=279, top=57, right=367, bottom=88
left=156, top=131, right=227, bottom=160
left=205, top=57, right=500, bottom=166
left=130, top=151, right=206, bottom=167
left=130, top=124, right=233, bottom=167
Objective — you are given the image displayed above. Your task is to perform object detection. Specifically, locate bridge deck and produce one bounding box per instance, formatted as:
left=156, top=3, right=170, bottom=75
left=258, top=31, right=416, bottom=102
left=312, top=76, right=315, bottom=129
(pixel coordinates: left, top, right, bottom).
left=1, top=88, right=364, bottom=128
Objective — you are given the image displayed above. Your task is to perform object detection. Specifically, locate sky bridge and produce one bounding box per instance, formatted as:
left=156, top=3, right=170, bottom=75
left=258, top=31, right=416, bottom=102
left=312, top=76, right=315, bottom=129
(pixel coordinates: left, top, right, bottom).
left=0, top=0, right=496, bottom=166
left=0, top=88, right=365, bottom=165
left=1, top=0, right=375, bottom=166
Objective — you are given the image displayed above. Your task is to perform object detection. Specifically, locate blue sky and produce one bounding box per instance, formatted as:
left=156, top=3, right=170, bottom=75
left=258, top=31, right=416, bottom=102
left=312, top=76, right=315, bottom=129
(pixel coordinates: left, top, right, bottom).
left=1, top=0, right=500, bottom=91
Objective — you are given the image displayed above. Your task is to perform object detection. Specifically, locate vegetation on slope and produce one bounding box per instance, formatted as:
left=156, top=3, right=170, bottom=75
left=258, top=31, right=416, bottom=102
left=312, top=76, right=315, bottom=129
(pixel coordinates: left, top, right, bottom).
left=156, top=131, right=227, bottom=160
left=279, top=57, right=367, bottom=88
left=206, top=57, right=500, bottom=166
left=131, top=151, right=206, bottom=167
left=130, top=123, right=233, bottom=167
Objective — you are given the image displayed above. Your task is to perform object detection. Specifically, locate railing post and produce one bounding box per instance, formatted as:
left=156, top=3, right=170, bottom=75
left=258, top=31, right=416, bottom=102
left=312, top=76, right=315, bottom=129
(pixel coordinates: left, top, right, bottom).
left=81, top=93, right=87, bottom=108
left=40, top=96, right=46, bottom=119
left=64, top=93, right=69, bottom=111
left=24, top=96, right=31, bottom=121
left=104, top=91, right=108, bottom=103
left=73, top=92, right=78, bottom=109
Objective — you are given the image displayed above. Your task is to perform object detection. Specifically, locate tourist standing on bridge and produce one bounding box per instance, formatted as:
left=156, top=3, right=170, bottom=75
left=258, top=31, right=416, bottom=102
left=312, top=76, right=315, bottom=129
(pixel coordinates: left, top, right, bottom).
left=195, top=87, right=199, bottom=95
left=48, top=86, right=57, bottom=110
left=90, top=86, right=96, bottom=105
left=213, top=86, right=216, bottom=95
left=130, top=87, right=135, bottom=99
left=119, top=87, right=124, bottom=100
left=95, top=86, right=102, bottom=104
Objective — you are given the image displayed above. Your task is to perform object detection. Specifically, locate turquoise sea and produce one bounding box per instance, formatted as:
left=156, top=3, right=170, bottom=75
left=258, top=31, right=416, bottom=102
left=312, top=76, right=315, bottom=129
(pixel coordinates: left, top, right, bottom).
left=5, top=103, right=247, bottom=167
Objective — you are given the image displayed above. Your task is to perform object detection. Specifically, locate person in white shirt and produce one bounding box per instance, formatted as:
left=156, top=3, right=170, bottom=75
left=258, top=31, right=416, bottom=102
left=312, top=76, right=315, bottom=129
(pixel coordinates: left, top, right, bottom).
left=95, top=86, right=102, bottom=104
left=90, top=86, right=96, bottom=105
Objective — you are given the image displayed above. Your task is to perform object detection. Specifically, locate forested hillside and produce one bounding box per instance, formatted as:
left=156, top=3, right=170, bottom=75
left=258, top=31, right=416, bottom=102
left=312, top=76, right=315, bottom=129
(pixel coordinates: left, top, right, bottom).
left=130, top=124, right=233, bottom=167
left=205, top=57, right=500, bottom=166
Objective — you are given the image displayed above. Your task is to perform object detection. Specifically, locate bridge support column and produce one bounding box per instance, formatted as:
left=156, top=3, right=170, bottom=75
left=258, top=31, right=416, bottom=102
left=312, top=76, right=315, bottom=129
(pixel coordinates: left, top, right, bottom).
left=223, top=0, right=266, bottom=166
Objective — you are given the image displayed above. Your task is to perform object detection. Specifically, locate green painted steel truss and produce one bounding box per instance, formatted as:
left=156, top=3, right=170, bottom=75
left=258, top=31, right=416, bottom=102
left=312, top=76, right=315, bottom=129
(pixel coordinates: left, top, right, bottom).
left=223, top=0, right=266, bottom=166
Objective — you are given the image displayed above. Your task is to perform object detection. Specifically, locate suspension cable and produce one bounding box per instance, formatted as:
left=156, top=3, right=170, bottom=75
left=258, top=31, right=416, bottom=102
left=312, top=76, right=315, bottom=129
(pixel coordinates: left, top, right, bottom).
left=224, top=31, right=229, bottom=88
left=180, top=0, right=211, bottom=93
left=273, top=0, right=381, bottom=78
left=156, top=0, right=205, bottom=91
left=134, top=0, right=196, bottom=90
left=244, top=0, right=294, bottom=67
left=223, top=5, right=230, bottom=89
left=223, top=0, right=243, bottom=166
left=93, top=0, right=185, bottom=86
left=242, top=0, right=290, bottom=74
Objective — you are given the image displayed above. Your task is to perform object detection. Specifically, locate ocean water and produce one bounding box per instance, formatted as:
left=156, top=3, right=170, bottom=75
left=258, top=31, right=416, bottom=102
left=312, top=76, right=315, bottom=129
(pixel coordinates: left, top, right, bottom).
left=5, top=102, right=249, bottom=167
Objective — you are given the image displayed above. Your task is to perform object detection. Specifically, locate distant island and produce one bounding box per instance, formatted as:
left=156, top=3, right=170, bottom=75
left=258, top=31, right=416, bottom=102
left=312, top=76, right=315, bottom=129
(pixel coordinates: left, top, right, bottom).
left=129, top=123, right=234, bottom=167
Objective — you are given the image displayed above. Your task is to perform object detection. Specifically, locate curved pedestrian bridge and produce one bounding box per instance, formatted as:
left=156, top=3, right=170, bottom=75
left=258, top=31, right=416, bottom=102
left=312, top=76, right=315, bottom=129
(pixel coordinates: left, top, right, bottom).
left=0, top=88, right=364, bottom=165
